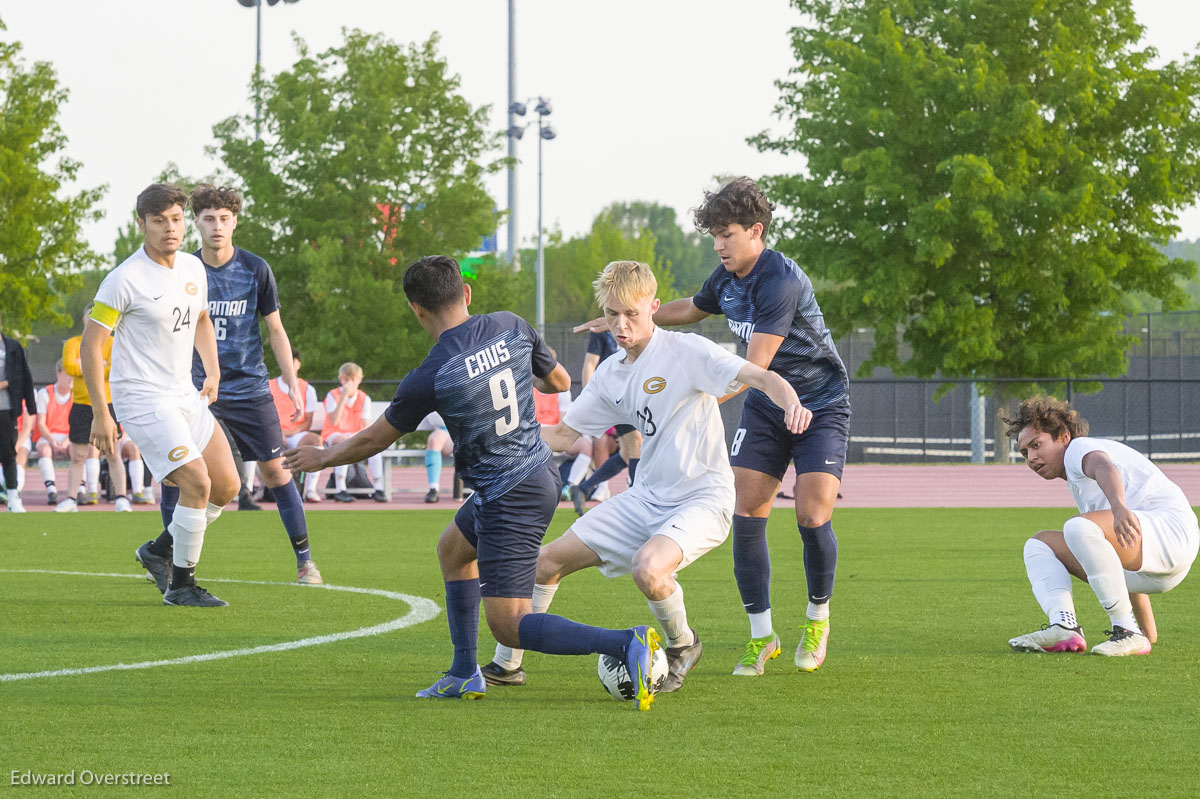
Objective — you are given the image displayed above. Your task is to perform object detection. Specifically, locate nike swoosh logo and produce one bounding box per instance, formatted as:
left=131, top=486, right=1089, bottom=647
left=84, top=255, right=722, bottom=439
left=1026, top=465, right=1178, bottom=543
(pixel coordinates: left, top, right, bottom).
left=824, top=459, right=838, bottom=465
left=722, top=295, right=734, bottom=302
left=271, top=447, right=283, bottom=455
left=1103, top=601, right=1120, bottom=611
left=615, top=398, right=622, bottom=404
left=152, top=294, right=165, bottom=301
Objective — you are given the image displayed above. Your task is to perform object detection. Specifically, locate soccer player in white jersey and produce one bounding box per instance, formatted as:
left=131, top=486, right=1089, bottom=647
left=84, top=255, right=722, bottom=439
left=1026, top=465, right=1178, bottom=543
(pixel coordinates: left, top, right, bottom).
left=484, top=260, right=810, bottom=691
left=1005, top=397, right=1199, bottom=656
left=83, top=184, right=241, bottom=607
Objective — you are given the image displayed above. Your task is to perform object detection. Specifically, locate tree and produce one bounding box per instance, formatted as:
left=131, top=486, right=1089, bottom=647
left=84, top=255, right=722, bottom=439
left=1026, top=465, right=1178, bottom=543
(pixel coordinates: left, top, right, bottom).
left=0, top=16, right=103, bottom=336
left=212, top=29, right=501, bottom=380
left=755, top=0, right=1200, bottom=457
left=600, top=201, right=716, bottom=292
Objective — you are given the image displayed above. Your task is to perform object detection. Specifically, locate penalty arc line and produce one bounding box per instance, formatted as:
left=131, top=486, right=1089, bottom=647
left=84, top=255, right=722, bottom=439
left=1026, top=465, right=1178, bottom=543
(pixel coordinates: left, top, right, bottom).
left=0, top=569, right=441, bottom=683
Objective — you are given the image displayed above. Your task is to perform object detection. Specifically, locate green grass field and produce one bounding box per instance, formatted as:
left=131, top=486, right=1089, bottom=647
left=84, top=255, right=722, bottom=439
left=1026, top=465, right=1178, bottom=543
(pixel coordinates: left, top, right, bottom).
left=2, top=507, right=1197, bottom=798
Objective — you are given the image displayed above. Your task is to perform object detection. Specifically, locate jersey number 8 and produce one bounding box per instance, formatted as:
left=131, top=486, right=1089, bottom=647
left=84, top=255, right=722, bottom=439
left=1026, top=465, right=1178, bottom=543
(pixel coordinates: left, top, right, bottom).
left=489, top=367, right=519, bottom=436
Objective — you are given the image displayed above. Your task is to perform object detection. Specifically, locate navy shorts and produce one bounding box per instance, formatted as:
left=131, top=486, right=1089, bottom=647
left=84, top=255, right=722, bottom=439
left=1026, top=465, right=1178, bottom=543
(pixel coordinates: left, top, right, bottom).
left=208, top=394, right=287, bottom=462
left=730, top=390, right=851, bottom=481
left=453, top=459, right=561, bottom=599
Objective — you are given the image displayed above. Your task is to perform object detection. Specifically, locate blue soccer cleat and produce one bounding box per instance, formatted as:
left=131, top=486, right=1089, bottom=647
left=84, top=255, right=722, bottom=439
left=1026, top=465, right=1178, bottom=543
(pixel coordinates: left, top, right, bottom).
left=415, top=667, right=487, bottom=700
left=623, top=625, right=662, bottom=711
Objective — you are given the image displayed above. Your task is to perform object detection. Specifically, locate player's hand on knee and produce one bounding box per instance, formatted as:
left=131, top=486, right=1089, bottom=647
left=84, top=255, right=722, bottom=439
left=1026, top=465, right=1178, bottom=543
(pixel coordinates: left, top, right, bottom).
left=1112, top=504, right=1141, bottom=549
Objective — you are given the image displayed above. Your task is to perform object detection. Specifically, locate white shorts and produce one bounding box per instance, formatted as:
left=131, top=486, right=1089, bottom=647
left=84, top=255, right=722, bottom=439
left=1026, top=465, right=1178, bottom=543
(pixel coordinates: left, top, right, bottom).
left=1124, top=506, right=1200, bottom=594
left=285, top=431, right=316, bottom=449
left=34, top=432, right=68, bottom=451
left=417, top=412, right=447, bottom=432
left=571, top=489, right=733, bottom=578
left=118, top=391, right=216, bottom=482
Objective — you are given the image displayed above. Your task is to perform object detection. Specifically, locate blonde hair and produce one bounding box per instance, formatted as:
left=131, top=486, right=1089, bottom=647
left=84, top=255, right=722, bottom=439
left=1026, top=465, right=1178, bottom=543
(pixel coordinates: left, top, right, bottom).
left=593, top=260, right=657, bottom=309
left=338, top=362, right=363, bottom=380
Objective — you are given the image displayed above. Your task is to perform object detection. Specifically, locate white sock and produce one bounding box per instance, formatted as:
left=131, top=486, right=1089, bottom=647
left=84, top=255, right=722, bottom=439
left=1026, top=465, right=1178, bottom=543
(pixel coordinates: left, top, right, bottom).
left=368, top=453, right=383, bottom=490
left=806, top=600, right=830, bottom=622
left=304, top=471, right=320, bottom=495
left=749, top=610, right=773, bottom=639
left=1063, top=517, right=1139, bottom=632
left=242, top=461, right=257, bottom=488
left=567, top=453, right=591, bottom=485
left=493, top=583, right=559, bottom=670
left=205, top=501, right=223, bottom=526
left=127, top=458, right=144, bottom=496
left=169, top=505, right=208, bottom=568
left=85, top=458, right=100, bottom=493
left=647, top=583, right=694, bottom=648
left=38, top=456, right=56, bottom=485
left=16, top=466, right=24, bottom=492
left=334, top=465, right=348, bottom=492
left=1023, top=537, right=1077, bottom=627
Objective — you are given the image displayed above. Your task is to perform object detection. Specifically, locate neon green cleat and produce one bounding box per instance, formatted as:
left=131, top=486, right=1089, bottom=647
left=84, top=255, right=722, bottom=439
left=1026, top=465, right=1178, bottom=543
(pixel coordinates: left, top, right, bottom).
left=795, top=618, right=829, bottom=672
left=732, top=633, right=780, bottom=676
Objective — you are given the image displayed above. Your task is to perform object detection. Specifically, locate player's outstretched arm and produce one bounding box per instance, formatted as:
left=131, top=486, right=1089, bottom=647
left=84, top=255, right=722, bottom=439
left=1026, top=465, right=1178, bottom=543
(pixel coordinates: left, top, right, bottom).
left=194, top=310, right=221, bottom=404
left=283, top=414, right=402, bottom=474
left=534, top=363, right=571, bottom=395
left=1081, top=450, right=1140, bottom=548
left=541, top=421, right=583, bottom=453
left=735, top=362, right=812, bottom=435
left=80, top=320, right=118, bottom=456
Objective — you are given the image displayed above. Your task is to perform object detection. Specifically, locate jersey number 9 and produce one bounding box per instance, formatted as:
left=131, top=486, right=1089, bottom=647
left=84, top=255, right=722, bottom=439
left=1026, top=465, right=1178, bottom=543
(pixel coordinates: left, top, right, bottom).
left=489, top=367, right=519, bottom=436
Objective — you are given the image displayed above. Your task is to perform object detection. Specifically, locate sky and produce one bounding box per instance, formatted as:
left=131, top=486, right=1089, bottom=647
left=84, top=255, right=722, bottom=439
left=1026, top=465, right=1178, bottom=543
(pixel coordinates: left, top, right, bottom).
left=4, top=0, right=1199, bottom=262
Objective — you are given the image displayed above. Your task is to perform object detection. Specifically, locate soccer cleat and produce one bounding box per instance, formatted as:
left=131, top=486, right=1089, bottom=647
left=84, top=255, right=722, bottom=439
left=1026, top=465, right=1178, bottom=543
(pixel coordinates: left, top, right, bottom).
left=424, top=488, right=439, bottom=504
left=163, top=584, right=229, bottom=607
left=238, top=487, right=262, bottom=511
left=304, top=491, right=323, bottom=503
left=86, top=491, right=100, bottom=505
left=480, top=661, right=527, bottom=687
left=132, top=491, right=154, bottom=505
left=7, top=496, right=26, bottom=513
left=46, top=488, right=58, bottom=505
left=623, top=625, right=662, bottom=711
left=415, top=667, right=487, bottom=699
left=333, top=490, right=355, bottom=503
left=54, top=497, right=78, bottom=513
left=297, top=561, right=324, bottom=585
left=795, top=618, right=830, bottom=672
left=1008, top=623, right=1087, bottom=654
left=114, top=496, right=132, bottom=512
left=660, top=629, right=702, bottom=693
left=1091, top=626, right=1151, bottom=657
left=372, top=489, right=388, bottom=503
left=732, top=633, right=781, bottom=676
left=135, top=541, right=173, bottom=594
left=569, top=484, right=587, bottom=516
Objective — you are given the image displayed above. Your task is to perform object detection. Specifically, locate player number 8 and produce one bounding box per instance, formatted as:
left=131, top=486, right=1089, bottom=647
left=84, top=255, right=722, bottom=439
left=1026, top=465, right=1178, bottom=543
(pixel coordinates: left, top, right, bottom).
left=731, top=427, right=746, bottom=457
left=489, top=367, right=519, bottom=436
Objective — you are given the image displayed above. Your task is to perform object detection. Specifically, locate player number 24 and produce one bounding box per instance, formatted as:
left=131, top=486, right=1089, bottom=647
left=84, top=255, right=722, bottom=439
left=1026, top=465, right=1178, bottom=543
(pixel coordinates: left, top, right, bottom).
left=489, top=367, right=519, bottom=436
left=171, top=306, right=192, bottom=333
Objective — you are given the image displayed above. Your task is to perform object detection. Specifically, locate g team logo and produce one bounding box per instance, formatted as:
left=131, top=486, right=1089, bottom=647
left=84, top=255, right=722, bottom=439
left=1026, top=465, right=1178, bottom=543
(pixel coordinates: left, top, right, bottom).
left=184, top=282, right=199, bottom=296
left=643, top=376, right=667, bottom=394
left=168, top=445, right=190, bottom=462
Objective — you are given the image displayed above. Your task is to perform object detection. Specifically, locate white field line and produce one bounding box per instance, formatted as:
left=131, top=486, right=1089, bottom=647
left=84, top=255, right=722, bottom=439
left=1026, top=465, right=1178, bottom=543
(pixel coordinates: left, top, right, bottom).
left=0, top=570, right=440, bottom=683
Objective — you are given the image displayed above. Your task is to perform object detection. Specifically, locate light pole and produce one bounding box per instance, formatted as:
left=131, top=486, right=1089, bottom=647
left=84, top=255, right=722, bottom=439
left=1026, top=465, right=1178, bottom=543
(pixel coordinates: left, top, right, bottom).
left=236, top=0, right=300, bottom=140
left=506, top=0, right=517, bottom=267
left=533, top=99, right=555, bottom=334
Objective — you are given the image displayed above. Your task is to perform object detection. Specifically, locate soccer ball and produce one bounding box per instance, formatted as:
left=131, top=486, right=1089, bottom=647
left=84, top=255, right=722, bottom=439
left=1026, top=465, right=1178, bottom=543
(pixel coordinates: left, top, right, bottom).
left=597, top=648, right=668, bottom=701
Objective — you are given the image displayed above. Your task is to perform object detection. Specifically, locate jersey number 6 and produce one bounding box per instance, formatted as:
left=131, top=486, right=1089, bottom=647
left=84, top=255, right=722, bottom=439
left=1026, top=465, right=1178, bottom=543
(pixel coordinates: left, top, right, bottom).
left=489, top=367, right=519, bottom=436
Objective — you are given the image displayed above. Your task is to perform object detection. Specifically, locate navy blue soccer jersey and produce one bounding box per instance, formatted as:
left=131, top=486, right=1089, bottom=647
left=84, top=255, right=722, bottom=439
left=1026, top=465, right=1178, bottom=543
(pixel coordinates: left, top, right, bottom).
left=384, top=312, right=557, bottom=503
left=586, top=331, right=618, bottom=361
left=191, top=247, right=279, bottom=401
left=693, top=249, right=849, bottom=411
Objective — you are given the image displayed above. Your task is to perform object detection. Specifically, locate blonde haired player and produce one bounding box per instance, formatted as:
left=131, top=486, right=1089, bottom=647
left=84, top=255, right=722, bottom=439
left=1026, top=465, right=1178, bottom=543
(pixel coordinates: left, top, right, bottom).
left=84, top=184, right=240, bottom=607
left=485, top=260, right=810, bottom=691
left=320, top=362, right=386, bottom=503
left=1006, top=396, right=1199, bottom=656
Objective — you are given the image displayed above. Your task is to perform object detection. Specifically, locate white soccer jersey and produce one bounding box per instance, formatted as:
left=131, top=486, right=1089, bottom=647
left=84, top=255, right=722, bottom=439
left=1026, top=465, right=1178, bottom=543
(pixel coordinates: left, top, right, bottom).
left=563, top=327, right=745, bottom=506
left=1064, top=437, right=1193, bottom=514
left=91, top=247, right=209, bottom=415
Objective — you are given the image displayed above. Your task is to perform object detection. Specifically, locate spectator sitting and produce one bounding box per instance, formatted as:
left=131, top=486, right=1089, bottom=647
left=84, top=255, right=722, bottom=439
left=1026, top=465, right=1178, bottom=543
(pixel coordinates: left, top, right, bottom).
left=269, top=347, right=324, bottom=502
left=320, top=362, right=386, bottom=502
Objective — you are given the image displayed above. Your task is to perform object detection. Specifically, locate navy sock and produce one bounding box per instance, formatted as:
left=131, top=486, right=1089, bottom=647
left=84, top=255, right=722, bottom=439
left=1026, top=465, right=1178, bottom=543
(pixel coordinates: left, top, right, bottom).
left=732, top=515, right=771, bottom=614
left=798, top=521, right=838, bottom=604
left=444, top=579, right=481, bottom=678
left=147, top=528, right=174, bottom=557
left=579, top=452, right=627, bottom=496
left=160, top=484, right=180, bottom=531
left=272, top=480, right=310, bottom=565
left=518, top=613, right=628, bottom=659
left=627, top=458, right=639, bottom=487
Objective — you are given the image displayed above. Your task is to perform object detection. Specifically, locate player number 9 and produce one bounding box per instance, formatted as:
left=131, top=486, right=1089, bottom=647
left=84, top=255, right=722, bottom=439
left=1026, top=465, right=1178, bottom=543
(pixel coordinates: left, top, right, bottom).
left=489, top=367, right=519, bottom=436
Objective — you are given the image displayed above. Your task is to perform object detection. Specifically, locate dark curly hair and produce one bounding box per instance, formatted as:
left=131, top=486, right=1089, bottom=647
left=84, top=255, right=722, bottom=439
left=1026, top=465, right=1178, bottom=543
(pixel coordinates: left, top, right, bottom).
left=693, top=177, right=775, bottom=236
left=136, top=184, right=189, bottom=219
left=190, top=183, right=243, bottom=216
left=403, top=255, right=464, bottom=311
left=1002, top=396, right=1089, bottom=441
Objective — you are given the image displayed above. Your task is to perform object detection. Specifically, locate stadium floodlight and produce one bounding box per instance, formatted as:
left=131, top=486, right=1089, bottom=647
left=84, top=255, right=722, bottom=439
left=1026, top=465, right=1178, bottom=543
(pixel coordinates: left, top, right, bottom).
left=509, top=102, right=528, bottom=117
left=237, top=0, right=301, bottom=139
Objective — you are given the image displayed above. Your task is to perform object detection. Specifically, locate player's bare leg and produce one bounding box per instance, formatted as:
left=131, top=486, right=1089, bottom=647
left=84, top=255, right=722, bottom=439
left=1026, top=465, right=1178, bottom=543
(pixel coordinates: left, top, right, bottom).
left=632, top=535, right=700, bottom=692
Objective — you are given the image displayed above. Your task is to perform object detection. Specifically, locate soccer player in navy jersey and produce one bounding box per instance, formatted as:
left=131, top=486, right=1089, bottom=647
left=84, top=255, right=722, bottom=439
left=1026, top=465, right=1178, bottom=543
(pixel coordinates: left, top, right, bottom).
left=134, top=185, right=322, bottom=590
left=284, top=255, right=663, bottom=709
left=579, top=177, right=850, bottom=675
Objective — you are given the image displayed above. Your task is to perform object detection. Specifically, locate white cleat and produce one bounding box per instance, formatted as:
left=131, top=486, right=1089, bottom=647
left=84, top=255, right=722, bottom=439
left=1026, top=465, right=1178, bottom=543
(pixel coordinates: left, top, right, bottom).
left=114, top=496, right=132, bottom=512
left=7, top=496, right=26, bottom=513
left=297, top=561, right=324, bottom=585
left=54, top=497, right=78, bottom=513
left=1091, top=626, right=1151, bottom=657
left=1008, top=623, right=1087, bottom=653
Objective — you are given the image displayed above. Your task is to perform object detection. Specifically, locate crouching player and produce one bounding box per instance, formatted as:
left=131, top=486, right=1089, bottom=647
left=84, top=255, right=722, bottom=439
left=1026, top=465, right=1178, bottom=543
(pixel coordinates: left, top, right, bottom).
left=285, top=255, right=663, bottom=709
left=484, top=260, right=810, bottom=692
left=1006, top=397, right=1199, bottom=656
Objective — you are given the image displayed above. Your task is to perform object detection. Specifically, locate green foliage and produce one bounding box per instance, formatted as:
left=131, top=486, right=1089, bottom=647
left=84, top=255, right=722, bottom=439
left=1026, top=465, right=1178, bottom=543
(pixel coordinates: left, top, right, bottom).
left=599, top=201, right=717, bottom=292
left=756, top=0, right=1200, bottom=384
left=211, top=29, right=501, bottom=380
left=0, top=16, right=104, bottom=337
